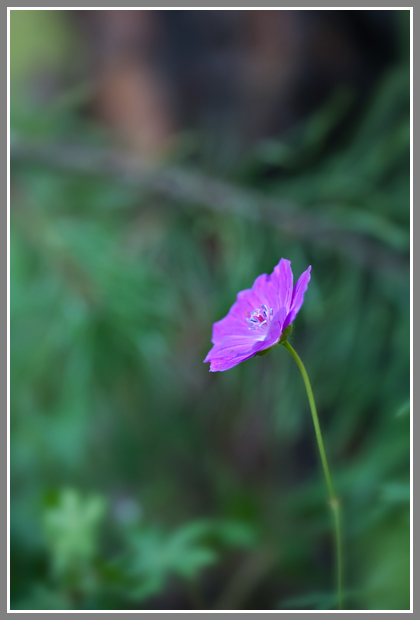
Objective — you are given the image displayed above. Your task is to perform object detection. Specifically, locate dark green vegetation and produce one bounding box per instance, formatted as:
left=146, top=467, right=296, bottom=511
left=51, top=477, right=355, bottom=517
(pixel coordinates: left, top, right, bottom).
left=10, top=10, right=410, bottom=611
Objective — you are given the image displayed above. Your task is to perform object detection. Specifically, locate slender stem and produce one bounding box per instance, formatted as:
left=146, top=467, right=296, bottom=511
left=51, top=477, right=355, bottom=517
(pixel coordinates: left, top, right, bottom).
left=282, top=340, right=343, bottom=610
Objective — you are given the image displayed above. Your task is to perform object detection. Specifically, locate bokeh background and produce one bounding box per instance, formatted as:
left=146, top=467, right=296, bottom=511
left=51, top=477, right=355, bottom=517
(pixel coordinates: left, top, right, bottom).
left=10, top=9, right=410, bottom=611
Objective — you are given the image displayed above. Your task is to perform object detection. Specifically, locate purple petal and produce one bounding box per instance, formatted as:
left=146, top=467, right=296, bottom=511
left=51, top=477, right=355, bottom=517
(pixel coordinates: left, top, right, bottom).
left=285, top=265, right=312, bottom=326
left=206, top=306, right=288, bottom=371
left=211, top=301, right=267, bottom=344
left=212, top=314, right=256, bottom=343
left=271, top=258, right=294, bottom=312
left=250, top=273, right=279, bottom=315
left=205, top=336, right=266, bottom=371
left=241, top=306, right=287, bottom=352
left=260, top=306, right=287, bottom=349
left=204, top=339, right=257, bottom=363
left=208, top=350, right=257, bottom=372
left=211, top=272, right=277, bottom=345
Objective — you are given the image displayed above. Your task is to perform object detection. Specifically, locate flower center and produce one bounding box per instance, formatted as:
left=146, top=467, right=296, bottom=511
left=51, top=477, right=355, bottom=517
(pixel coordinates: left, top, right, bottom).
left=247, top=304, right=273, bottom=330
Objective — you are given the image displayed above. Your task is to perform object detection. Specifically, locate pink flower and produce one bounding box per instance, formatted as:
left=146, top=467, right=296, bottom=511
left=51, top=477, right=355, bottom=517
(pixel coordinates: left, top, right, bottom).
left=204, top=259, right=311, bottom=372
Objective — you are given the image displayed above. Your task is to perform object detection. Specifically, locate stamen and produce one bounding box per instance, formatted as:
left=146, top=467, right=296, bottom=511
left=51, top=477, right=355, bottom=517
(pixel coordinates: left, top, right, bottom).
left=247, top=305, right=274, bottom=330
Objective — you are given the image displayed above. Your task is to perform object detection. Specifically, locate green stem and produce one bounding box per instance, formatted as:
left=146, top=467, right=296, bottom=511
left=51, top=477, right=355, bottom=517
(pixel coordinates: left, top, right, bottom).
left=282, top=340, right=343, bottom=610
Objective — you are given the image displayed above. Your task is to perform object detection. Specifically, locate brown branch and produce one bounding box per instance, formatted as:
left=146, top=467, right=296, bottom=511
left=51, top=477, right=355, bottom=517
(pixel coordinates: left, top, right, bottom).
left=10, top=136, right=409, bottom=278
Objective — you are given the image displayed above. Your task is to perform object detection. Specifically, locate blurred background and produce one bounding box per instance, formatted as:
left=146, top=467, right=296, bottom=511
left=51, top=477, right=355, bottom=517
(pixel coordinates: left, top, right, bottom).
left=10, top=9, right=410, bottom=611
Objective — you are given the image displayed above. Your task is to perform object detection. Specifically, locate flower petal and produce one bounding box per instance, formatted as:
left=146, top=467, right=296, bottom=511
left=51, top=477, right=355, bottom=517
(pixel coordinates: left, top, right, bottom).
left=212, top=308, right=264, bottom=344
left=285, top=265, right=312, bottom=326
left=204, top=339, right=255, bottom=363
left=250, top=273, right=279, bottom=314
left=211, top=273, right=279, bottom=345
left=263, top=306, right=287, bottom=349
left=206, top=306, right=289, bottom=371
left=208, top=350, right=257, bottom=372
left=271, top=258, right=294, bottom=312
left=205, top=335, right=266, bottom=371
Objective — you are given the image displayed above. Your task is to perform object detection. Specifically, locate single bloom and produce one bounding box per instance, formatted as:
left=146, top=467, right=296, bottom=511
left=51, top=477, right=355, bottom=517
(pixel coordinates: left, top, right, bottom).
left=204, top=258, right=311, bottom=372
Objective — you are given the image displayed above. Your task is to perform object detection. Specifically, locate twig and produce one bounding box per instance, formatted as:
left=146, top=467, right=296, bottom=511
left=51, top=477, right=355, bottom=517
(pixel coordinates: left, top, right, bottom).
left=10, top=136, right=408, bottom=277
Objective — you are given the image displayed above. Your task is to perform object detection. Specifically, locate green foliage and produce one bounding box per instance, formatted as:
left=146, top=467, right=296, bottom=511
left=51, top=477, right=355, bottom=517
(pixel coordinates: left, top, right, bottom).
left=43, top=489, right=106, bottom=585
left=10, top=11, right=410, bottom=611
left=113, top=519, right=256, bottom=602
